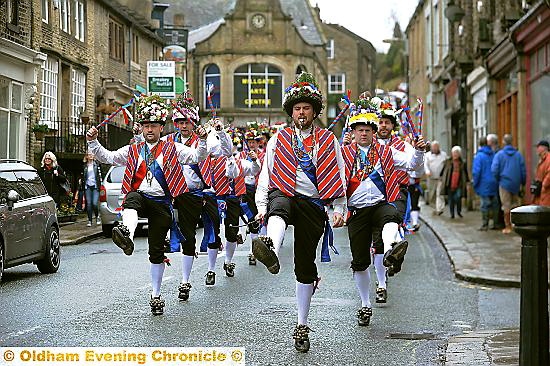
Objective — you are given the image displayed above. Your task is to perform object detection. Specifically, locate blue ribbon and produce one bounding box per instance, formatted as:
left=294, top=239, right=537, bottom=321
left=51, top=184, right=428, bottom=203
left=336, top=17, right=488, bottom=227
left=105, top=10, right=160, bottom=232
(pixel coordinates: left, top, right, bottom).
left=295, top=137, right=318, bottom=187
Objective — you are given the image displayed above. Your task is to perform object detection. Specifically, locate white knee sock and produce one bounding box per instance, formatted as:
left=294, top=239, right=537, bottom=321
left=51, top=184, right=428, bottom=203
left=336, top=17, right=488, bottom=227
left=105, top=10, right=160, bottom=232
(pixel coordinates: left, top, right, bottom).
left=354, top=270, right=372, bottom=308
left=374, top=254, right=387, bottom=289
left=207, top=248, right=218, bottom=272
left=296, top=281, right=314, bottom=325
left=225, top=241, right=237, bottom=263
left=181, top=255, right=194, bottom=283
left=150, top=263, right=165, bottom=298
left=267, top=215, right=286, bottom=255
left=122, top=209, right=139, bottom=241
left=249, top=233, right=258, bottom=254
left=411, top=211, right=419, bottom=226
left=381, top=222, right=399, bottom=253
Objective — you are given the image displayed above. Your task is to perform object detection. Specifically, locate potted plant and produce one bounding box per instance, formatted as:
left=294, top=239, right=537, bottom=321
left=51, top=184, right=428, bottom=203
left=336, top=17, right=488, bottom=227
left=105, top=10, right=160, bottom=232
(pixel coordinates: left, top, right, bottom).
left=32, top=123, right=50, bottom=140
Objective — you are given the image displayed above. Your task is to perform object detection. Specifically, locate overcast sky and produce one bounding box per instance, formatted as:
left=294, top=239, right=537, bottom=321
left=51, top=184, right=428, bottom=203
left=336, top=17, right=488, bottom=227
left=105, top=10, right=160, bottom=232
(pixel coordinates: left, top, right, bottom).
left=309, top=0, right=418, bottom=53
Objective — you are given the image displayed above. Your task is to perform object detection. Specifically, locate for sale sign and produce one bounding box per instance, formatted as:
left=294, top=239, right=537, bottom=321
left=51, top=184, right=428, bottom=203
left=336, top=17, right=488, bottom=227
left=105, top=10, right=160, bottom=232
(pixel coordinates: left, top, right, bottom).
left=147, top=61, right=175, bottom=98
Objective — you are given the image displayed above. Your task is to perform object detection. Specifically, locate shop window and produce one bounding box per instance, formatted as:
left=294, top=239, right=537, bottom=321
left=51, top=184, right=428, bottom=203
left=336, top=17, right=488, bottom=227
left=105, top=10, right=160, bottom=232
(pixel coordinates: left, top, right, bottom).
left=233, top=63, right=282, bottom=109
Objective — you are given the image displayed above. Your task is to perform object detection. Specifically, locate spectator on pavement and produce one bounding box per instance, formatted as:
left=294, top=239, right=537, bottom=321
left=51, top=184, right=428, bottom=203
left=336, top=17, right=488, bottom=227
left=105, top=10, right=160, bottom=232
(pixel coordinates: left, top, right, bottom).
left=486, top=133, right=505, bottom=229
left=533, top=140, right=550, bottom=206
left=487, top=133, right=500, bottom=153
left=441, top=146, right=469, bottom=219
left=38, top=151, right=69, bottom=208
left=82, top=153, right=103, bottom=227
left=472, top=137, right=499, bottom=231
left=424, top=140, right=447, bottom=215
left=491, top=134, right=526, bottom=234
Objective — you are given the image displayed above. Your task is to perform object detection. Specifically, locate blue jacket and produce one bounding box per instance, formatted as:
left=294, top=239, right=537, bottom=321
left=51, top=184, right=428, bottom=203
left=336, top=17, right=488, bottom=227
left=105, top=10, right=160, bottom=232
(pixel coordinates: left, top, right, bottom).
left=472, top=146, right=498, bottom=197
left=491, top=145, right=526, bottom=195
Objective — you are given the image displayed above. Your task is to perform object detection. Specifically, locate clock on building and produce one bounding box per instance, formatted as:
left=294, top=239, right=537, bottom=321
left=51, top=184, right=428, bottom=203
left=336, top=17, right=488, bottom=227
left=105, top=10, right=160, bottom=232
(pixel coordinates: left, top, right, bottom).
left=251, top=13, right=266, bottom=29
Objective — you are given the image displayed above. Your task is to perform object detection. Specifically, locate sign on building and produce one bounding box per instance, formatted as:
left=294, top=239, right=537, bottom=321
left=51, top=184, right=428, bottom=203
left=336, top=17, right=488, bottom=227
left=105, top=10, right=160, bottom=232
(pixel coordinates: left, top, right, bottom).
left=147, top=61, right=175, bottom=98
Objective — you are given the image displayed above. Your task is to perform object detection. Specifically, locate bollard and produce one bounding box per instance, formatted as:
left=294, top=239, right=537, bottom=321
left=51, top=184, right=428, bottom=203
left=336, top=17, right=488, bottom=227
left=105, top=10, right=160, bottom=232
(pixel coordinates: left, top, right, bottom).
left=511, top=205, right=550, bottom=366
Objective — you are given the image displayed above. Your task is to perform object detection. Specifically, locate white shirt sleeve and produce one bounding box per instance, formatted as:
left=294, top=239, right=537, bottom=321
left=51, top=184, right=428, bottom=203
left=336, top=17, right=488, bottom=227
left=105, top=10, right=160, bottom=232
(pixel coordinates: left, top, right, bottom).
left=391, top=145, right=424, bottom=171
left=225, top=156, right=239, bottom=178
left=176, top=138, right=208, bottom=164
left=87, top=139, right=130, bottom=166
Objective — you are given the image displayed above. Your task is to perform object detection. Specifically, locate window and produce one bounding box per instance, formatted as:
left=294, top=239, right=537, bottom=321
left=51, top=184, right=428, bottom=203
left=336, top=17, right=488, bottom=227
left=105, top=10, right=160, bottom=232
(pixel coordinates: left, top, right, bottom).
left=7, top=0, right=18, bottom=26
left=40, top=57, right=59, bottom=123
left=0, top=76, right=23, bottom=159
left=328, top=74, right=345, bottom=94
left=70, top=69, right=86, bottom=124
left=109, top=18, right=125, bottom=62
left=74, top=0, right=85, bottom=41
left=233, top=63, right=282, bottom=109
left=132, top=33, right=139, bottom=64
left=152, top=44, right=161, bottom=61
left=425, top=11, right=432, bottom=75
left=433, top=3, right=439, bottom=66
left=204, top=64, right=221, bottom=110
left=326, top=39, right=334, bottom=59
left=59, top=0, right=71, bottom=33
left=42, top=0, right=49, bottom=23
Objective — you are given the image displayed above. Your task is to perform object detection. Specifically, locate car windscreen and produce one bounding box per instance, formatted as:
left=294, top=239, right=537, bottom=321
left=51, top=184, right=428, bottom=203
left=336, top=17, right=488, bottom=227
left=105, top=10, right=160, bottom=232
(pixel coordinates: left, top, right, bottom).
left=107, top=166, right=125, bottom=183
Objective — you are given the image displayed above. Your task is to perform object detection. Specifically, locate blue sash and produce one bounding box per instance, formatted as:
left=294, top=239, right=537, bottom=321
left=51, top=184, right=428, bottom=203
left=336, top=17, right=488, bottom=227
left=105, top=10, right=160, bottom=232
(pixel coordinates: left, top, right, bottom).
left=295, top=137, right=318, bottom=187
left=188, top=190, right=217, bottom=253
left=140, top=145, right=185, bottom=252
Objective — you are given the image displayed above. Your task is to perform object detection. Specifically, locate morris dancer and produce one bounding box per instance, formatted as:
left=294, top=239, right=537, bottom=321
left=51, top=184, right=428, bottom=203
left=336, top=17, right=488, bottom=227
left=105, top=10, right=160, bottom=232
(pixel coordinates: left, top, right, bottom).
left=86, top=94, right=208, bottom=315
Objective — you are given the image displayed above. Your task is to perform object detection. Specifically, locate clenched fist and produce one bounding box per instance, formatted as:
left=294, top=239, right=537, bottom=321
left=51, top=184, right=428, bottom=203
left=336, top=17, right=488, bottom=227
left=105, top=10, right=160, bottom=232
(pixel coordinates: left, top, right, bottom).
left=86, top=126, right=98, bottom=141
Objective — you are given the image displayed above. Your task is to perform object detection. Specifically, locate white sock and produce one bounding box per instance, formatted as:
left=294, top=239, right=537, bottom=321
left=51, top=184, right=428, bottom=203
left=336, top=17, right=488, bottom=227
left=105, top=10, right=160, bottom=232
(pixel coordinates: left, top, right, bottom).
left=411, top=211, right=419, bottom=226
left=296, top=281, right=314, bottom=325
left=207, top=248, right=218, bottom=272
left=181, top=255, right=194, bottom=283
left=249, top=233, right=258, bottom=254
left=150, top=263, right=165, bottom=298
left=382, top=222, right=399, bottom=254
left=122, top=209, right=139, bottom=241
left=267, top=215, right=286, bottom=255
left=354, top=270, right=372, bottom=308
left=225, top=241, right=237, bottom=263
left=374, top=254, right=387, bottom=289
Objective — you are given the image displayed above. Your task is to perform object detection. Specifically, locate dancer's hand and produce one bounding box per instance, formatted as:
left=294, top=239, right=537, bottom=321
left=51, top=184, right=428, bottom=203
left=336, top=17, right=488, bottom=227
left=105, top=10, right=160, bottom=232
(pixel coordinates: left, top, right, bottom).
left=413, top=135, right=426, bottom=151
left=132, top=123, right=142, bottom=135
left=197, top=126, right=208, bottom=140
left=255, top=212, right=265, bottom=224
left=86, top=127, right=98, bottom=141
left=248, top=151, right=257, bottom=161
left=342, top=131, right=352, bottom=145
left=332, top=212, right=345, bottom=228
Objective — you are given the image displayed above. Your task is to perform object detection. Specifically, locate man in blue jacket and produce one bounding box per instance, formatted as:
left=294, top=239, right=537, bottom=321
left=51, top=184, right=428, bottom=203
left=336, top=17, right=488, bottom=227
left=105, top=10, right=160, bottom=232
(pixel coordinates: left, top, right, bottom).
left=473, top=137, right=499, bottom=231
left=491, top=134, right=526, bottom=234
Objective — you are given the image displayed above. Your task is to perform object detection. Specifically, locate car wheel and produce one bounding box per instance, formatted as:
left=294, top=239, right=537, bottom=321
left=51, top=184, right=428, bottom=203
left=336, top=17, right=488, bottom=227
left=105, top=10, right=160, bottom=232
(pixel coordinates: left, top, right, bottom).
left=0, top=243, right=4, bottom=283
left=36, top=225, right=60, bottom=274
left=102, top=224, right=114, bottom=238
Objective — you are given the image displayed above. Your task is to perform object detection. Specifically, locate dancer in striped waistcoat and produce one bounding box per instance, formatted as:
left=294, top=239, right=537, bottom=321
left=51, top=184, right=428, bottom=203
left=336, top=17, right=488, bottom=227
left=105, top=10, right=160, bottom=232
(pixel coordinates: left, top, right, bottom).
left=86, top=94, right=209, bottom=316
left=341, top=95, right=425, bottom=327
left=254, top=72, right=347, bottom=353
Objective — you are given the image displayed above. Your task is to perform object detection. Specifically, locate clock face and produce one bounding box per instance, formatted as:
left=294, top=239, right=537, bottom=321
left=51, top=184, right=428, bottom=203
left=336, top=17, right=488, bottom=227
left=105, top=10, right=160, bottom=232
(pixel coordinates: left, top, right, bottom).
left=251, top=14, right=266, bottom=29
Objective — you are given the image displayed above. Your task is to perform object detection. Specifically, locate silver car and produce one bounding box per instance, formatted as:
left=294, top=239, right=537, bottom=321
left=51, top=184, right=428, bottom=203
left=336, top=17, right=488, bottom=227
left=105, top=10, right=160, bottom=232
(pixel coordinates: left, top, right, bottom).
left=99, top=166, right=147, bottom=237
left=0, top=159, right=60, bottom=282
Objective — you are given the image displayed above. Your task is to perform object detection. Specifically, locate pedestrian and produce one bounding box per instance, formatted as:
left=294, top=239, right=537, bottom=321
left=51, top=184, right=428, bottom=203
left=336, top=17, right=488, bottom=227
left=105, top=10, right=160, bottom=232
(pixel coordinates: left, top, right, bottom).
left=253, top=72, right=347, bottom=353
left=86, top=94, right=209, bottom=316
left=341, top=95, right=425, bottom=326
left=472, top=137, right=499, bottom=230
left=82, top=153, right=103, bottom=227
left=424, top=141, right=447, bottom=215
left=487, top=133, right=504, bottom=229
left=532, top=140, right=550, bottom=206
left=441, top=146, right=469, bottom=219
left=491, top=134, right=526, bottom=234
left=38, top=151, right=69, bottom=208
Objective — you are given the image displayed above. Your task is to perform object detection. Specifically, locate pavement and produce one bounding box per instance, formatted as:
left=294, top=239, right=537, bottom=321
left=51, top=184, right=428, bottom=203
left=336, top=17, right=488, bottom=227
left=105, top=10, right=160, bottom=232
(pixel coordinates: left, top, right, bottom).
left=57, top=204, right=540, bottom=365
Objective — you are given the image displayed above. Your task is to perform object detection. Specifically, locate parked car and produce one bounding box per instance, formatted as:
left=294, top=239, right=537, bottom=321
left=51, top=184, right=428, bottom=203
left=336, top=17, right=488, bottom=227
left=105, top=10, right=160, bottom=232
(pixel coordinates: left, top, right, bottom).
left=99, top=166, right=147, bottom=237
left=0, top=159, right=60, bottom=282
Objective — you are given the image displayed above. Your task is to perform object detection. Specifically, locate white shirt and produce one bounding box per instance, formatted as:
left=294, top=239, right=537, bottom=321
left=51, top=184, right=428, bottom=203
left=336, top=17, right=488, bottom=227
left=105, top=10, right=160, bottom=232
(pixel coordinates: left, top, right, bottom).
left=226, top=155, right=261, bottom=179
left=85, top=163, right=96, bottom=187
left=424, top=150, right=448, bottom=178
left=255, top=127, right=347, bottom=215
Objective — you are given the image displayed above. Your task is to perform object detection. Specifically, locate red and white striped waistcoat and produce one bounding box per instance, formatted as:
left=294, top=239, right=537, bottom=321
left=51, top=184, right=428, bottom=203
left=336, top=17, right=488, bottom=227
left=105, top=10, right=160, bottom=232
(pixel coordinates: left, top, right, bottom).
left=166, top=132, right=213, bottom=187
left=121, top=140, right=188, bottom=197
left=387, top=135, right=409, bottom=186
left=211, top=156, right=246, bottom=196
left=269, top=127, right=345, bottom=200
left=341, top=141, right=400, bottom=203
left=238, top=149, right=265, bottom=186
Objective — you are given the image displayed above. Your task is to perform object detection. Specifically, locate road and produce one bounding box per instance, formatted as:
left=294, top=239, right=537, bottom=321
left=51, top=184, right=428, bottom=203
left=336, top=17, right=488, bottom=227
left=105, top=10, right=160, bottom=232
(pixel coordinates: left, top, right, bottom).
left=0, top=224, right=519, bottom=365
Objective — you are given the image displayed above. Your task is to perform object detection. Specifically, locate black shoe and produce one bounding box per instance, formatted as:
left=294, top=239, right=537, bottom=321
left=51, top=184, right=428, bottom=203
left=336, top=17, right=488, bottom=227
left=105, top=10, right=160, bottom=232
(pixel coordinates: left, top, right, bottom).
left=236, top=233, right=244, bottom=245
left=387, top=258, right=403, bottom=277
left=223, top=262, right=235, bottom=277
left=112, top=225, right=134, bottom=255
left=412, top=224, right=420, bottom=231
left=479, top=224, right=489, bottom=231
left=150, top=296, right=165, bottom=316
left=375, top=287, right=387, bottom=303
left=383, top=241, right=408, bottom=267
left=248, top=254, right=257, bottom=265
left=205, top=271, right=216, bottom=286
left=357, top=307, right=373, bottom=326
left=457, top=212, right=463, bottom=218
left=293, top=324, right=312, bottom=353
left=252, top=236, right=280, bottom=274
left=178, top=283, right=192, bottom=301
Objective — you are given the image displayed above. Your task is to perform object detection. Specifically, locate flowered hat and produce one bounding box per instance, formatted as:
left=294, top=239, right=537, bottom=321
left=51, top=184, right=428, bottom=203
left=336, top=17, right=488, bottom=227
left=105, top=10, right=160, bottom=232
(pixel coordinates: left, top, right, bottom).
left=173, top=91, right=199, bottom=123
left=379, top=100, right=400, bottom=129
left=348, top=93, right=382, bottom=131
left=282, top=72, right=323, bottom=117
left=136, top=94, right=170, bottom=124
left=244, top=129, right=261, bottom=140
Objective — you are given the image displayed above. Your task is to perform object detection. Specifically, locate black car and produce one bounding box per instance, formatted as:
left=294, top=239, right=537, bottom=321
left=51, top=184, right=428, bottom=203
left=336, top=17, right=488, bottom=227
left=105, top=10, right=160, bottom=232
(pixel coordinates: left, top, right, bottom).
left=0, top=159, right=60, bottom=282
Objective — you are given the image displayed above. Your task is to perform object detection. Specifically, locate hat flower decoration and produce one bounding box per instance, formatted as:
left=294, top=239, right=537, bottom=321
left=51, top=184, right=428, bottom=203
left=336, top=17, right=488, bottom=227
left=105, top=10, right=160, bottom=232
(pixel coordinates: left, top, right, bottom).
left=282, top=72, right=324, bottom=117
left=173, top=91, right=200, bottom=122
left=136, top=94, right=170, bottom=123
left=348, top=93, right=382, bottom=129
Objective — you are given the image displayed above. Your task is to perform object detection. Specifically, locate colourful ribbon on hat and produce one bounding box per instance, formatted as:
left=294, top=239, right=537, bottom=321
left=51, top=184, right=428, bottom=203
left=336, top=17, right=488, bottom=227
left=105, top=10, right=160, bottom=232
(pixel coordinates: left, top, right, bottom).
left=328, top=90, right=352, bottom=130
